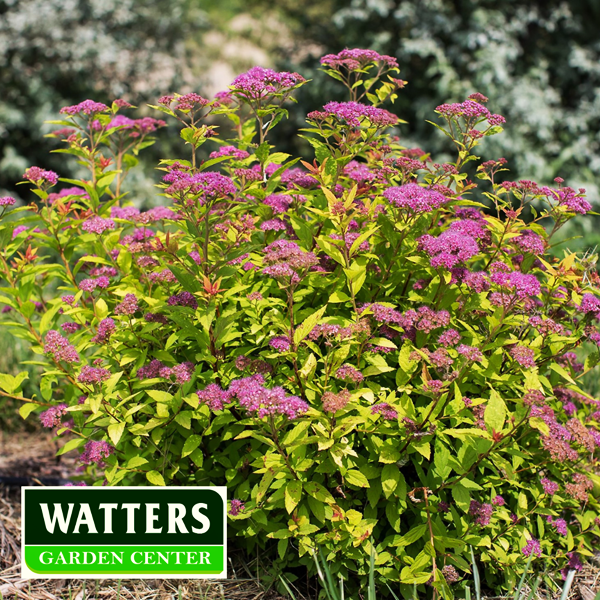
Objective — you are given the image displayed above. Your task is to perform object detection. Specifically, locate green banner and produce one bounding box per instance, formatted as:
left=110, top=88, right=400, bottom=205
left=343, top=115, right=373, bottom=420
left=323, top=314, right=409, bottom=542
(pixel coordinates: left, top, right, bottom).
left=25, top=545, right=224, bottom=575
left=22, top=486, right=227, bottom=579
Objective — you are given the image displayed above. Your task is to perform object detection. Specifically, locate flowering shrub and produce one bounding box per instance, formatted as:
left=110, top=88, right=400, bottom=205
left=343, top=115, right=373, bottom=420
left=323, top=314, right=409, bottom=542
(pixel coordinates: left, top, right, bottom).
left=1, top=51, right=599, bottom=596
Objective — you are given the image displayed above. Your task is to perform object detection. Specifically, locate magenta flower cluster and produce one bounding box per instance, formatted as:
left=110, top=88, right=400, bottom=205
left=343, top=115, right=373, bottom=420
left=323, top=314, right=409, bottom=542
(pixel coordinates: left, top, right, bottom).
left=44, top=330, right=80, bottom=363
left=418, top=230, right=479, bottom=268
left=230, top=66, right=305, bottom=99
left=384, top=183, right=449, bottom=213
left=320, top=48, right=398, bottom=70
left=23, top=166, right=59, bottom=186
left=40, top=403, right=68, bottom=428
left=80, top=440, right=113, bottom=465
left=308, top=101, right=398, bottom=129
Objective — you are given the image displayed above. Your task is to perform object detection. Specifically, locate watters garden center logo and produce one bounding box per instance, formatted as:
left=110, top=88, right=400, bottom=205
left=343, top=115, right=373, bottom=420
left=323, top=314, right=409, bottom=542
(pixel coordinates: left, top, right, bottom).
left=21, top=487, right=226, bottom=579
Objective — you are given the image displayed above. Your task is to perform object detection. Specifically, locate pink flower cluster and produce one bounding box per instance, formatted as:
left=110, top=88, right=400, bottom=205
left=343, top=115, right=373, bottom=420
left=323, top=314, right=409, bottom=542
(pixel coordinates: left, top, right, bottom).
left=40, top=403, right=68, bottom=428
left=269, top=336, right=291, bottom=352
left=229, top=499, right=246, bottom=516
left=262, top=240, right=319, bottom=284
left=107, top=115, right=166, bottom=136
left=23, top=166, right=58, bottom=186
left=230, top=66, right=305, bottom=99
left=227, top=374, right=308, bottom=419
left=167, top=291, right=198, bottom=310
left=114, top=294, right=139, bottom=316
left=79, top=277, right=110, bottom=292
left=371, top=403, right=398, bottom=420
left=82, top=217, right=116, bottom=235
left=509, top=345, right=536, bottom=368
left=78, top=366, right=111, bottom=385
left=138, top=360, right=195, bottom=384
left=91, top=318, right=116, bottom=344
left=457, top=344, right=483, bottom=361
left=44, top=330, right=80, bottom=363
left=418, top=230, right=479, bottom=268
left=522, top=538, right=542, bottom=557
left=546, top=186, right=591, bottom=215
left=280, top=168, right=318, bottom=189
left=335, top=364, right=364, bottom=384
left=384, top=183, right=449, bottom=213
left=438, top=329, right=461, bottom=347
left=163, top=169, right=236, bottom=204
left=308, top=101, right=398, bottom=129
left=60, top=100, right=109, bottom=115
left=322, top=390, right=352, bottom=413
left=514, top=230, right=545, bottom=255
left=209, top=146, right=250, bottom=160
left=469, top=500, right=494, bottom=526
left=0, top=196, right=16, bottom=206
left=436, top=99, right=505, bottom=126
left=80, top=440, right=113, bottom=465
left=320, top=48, right=398, bottom=70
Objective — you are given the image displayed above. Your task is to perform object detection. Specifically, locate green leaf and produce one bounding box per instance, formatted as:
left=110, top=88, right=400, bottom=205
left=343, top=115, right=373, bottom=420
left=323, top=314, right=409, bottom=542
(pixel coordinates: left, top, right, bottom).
left=529, top=417, right=550, bottom=436
left=19, top=403, right=38, bottom=420
left=294, top=305, right=328, bottom=346
left=182, top=434, right=202, bottom=457
left=396, top=523, right=428, bottom=547
left=381, top=464, right=400, bottom=498
left=108, top=422, right=125, bottom=445
left=56, top=437, right=86, bottom=456
left=146, top=470, right=166, bottom=486
left=345, top=470, right=370, bottom=488
left=175, top=411, right=192, bottom=429
left=127, top=456, right=148, bottom=469
left=484, top=390, right=506, bottom=432
left=284, top=480, right=302, bottom=513
left=451, top=483, right=471, bottom=512
left=147, top=390, right=174, bottom=403
left=305, top=481, right=335, bottom=504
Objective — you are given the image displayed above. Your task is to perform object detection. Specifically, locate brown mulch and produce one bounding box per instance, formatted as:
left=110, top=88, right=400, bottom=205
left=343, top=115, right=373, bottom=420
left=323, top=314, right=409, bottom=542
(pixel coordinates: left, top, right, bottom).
left=1, top=433, right=599, bottom=599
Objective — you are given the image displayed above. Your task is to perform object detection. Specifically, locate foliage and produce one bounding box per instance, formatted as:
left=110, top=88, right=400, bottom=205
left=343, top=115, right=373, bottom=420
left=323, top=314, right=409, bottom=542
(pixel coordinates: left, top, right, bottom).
left=1, top=51, right=599, bottom=598
left=0, top=0, right=206, bottom=199
left=262, top=1, right=600, bottom=200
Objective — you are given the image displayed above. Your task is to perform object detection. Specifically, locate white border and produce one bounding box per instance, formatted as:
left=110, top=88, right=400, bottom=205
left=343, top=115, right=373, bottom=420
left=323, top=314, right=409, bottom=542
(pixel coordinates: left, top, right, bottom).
left=21, top=486, right=227, bottom=580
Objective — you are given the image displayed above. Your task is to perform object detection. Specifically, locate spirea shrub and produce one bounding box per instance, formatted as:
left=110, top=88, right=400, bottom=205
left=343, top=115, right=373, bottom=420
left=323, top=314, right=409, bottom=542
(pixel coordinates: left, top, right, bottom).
left=0, top=50, right=599, bottom=596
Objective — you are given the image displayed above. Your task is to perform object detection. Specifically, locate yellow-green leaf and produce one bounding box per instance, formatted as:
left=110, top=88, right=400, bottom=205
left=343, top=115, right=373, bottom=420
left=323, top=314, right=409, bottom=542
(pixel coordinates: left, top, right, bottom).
left=108, top=422, right=125, bottom=445
left=147, top=470, right=166, bottom=486
left=285, top=480, right=302, bottom=513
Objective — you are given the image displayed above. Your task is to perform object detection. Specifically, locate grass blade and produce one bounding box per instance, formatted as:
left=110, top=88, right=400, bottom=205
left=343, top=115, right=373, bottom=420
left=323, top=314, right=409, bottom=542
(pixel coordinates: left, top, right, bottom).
left=524, top=576, right=541, bottom=600
left=470, top=547, right=481, bottom=600
left=385, top=583, right=402, bottom=600
left=513, top=554, right=533, bottom=600
left=278, top=574, right=297, bottom=600
left=466, top=586, right=472, bottom=600
left=368, top=542, right=376, bottom=600
left=561, top=570, right=576, bottom=600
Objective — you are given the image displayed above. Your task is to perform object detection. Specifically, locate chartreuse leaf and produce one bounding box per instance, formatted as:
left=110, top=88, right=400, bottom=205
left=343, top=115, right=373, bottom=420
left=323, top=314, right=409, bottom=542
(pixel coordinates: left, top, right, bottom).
left=345, top=470, right=370, bottom=488
left=146, top=470, right=166, bottom=486
left=284, top=480, right=302, bottom=513
left=304, top=481, right=335, bottom=504
left=182, top=434, right=202, bottom=457
left=19, top=403, right=38, bottom=419
left=294, top=305, right=328, bottom=345
left=484, top=389, right=506, bottom=432
left=381, top=464, right=400, bottom=498
left=107, top=422, right=125, bottom=445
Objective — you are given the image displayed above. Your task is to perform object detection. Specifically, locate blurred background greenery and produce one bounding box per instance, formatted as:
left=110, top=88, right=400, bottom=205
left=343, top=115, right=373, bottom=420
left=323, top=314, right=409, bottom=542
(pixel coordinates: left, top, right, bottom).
left=1, top=0, right=600, bottom=425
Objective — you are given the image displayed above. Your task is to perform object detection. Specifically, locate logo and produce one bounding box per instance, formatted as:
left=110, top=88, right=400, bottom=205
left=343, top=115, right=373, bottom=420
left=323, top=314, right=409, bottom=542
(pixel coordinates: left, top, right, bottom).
left=22, top=487, right=226, bottom=579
